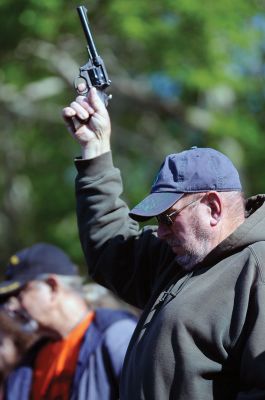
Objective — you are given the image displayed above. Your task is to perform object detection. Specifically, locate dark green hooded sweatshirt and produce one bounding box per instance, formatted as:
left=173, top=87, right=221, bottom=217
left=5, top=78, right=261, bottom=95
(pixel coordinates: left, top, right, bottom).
left=75, top=152, right=265, bottom=400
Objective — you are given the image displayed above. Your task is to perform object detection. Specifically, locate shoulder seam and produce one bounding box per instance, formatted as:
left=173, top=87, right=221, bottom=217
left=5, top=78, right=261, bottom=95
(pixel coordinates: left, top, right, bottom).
left=249, top=244, right=265, bottom=284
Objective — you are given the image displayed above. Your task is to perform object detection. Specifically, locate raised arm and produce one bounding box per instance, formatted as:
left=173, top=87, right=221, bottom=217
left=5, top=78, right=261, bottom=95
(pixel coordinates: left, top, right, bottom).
left=62, top=90, right=175, bottom=308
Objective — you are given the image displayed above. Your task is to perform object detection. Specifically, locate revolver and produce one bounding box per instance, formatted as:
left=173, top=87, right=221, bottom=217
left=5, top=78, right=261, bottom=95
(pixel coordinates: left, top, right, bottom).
left=75, top=5, right=112, bottom=106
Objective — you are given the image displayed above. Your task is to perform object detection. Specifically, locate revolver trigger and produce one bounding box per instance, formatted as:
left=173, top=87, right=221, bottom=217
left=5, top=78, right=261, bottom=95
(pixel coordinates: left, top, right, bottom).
left=74, top=77, right=88, bottom=96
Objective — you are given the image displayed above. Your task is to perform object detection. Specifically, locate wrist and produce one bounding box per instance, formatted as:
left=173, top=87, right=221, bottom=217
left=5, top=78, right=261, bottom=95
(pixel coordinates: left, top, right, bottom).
left=81, top=140, right=111, bottom=160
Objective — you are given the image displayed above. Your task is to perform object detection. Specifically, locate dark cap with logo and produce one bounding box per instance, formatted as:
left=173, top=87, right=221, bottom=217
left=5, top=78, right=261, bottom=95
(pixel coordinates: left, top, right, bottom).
left=0, top=243, right=78, bottom=297
left=129, top=147, right=242, bottom=221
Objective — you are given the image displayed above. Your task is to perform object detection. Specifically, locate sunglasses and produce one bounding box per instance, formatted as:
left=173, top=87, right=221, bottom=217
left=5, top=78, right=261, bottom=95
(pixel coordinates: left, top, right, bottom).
left=156, top=197, right=202, bottom=226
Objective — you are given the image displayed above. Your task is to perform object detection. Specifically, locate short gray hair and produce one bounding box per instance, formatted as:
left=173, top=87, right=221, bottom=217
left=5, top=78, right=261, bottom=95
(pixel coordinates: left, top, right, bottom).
left=186, top=191, right=245, bottom=222
left=219, top=191, right=245, bottom=222
left=34, top=274, right=85, bottom=296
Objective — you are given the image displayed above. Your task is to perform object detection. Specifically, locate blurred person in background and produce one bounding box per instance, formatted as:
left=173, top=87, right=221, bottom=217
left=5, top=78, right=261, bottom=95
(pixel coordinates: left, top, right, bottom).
left=0, top=308, right=40, bottom=400
left=83, top=283, right=141, bottom=317
left=1, top=243, right=137, bottom=400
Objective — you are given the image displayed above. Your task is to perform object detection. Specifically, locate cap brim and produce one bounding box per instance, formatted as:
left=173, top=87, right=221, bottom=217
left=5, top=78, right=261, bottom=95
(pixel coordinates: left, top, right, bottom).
left=0, top=279, right=26, bottom=297
left=129, top=192, right=184, bottom=222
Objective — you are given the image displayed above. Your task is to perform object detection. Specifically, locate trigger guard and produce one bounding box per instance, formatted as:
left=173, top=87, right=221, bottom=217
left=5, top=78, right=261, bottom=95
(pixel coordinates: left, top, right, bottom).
left=74, top=77, right=89, bottom=95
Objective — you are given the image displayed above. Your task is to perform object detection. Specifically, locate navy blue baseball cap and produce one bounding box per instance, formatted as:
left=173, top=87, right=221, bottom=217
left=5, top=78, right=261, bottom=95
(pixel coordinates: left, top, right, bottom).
left=0, top=243, right=78, bottom=297
left=129, top=147, right=242, bottom=221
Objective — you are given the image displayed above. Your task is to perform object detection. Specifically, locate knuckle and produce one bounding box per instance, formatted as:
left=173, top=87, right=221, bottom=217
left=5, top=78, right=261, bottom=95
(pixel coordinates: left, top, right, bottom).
left=70, top=101, right=77, bottom=109
left=76, top=95, right=87, bottom=104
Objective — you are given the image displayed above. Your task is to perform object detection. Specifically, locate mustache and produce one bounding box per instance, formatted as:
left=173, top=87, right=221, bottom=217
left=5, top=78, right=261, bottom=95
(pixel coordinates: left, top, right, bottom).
left=0, top=306, right=38, bottom=333
left=166, top=239, right=182, bottom=247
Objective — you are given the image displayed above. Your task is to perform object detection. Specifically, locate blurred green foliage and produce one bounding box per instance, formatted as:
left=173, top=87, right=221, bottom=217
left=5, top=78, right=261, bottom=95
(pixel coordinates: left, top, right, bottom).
left=0, top=0, right=265, bottom=275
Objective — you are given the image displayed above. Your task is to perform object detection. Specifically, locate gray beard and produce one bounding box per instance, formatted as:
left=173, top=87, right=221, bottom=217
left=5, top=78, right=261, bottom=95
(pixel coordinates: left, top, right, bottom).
left=173, top=232, right=211, bottom=271
left=174, top=252, right=205, bottom=271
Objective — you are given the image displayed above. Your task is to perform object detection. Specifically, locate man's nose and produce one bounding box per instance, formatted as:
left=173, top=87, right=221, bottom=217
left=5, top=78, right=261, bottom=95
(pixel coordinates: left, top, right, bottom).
left=3, top=296, right=21, bottom=312
left=157, top=223, right=171, bottom=240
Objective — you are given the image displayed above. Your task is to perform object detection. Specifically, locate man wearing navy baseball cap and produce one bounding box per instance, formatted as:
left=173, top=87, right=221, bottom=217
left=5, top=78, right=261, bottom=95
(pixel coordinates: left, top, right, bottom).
left=0, top=243, right=78, bottom=297
left=129, top=147, right=242, bottom=220
left=1, top=243, right=137, bottom=400
left=63, top=88, right=265, bottom=399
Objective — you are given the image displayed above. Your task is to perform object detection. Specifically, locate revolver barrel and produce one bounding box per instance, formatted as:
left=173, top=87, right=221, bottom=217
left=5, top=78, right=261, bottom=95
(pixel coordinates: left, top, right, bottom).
left=77, top=6, right=100, bottom=65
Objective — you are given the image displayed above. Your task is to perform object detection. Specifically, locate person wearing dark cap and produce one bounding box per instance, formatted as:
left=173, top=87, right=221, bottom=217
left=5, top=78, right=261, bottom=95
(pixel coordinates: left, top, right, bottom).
left=62, top=88, right=265, bottom=400
left=0, top=308, right=41, bottom=400
left=1, top=243, right=137, bottom=400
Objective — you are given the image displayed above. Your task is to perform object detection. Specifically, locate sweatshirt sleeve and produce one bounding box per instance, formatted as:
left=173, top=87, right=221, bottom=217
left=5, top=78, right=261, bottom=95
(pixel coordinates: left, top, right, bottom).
left=75, top=152, right=175, bottom=309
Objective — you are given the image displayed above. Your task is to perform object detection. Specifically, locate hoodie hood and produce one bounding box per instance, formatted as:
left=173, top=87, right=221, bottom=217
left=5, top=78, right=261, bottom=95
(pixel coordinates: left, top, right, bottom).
left=202, top=194, right=265, bottom=268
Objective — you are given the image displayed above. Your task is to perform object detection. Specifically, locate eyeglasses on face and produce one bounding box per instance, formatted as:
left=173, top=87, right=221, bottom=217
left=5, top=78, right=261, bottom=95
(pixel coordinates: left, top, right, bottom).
left=156, top=197, right=202, bottom=226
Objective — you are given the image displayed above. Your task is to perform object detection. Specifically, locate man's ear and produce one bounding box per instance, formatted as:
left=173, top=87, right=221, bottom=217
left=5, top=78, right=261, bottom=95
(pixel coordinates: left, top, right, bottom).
left=205, top=192, right=222, bottom=226
left=45, top=276, right=59, bottom=293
